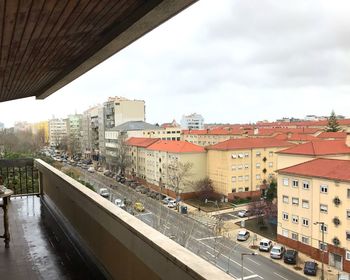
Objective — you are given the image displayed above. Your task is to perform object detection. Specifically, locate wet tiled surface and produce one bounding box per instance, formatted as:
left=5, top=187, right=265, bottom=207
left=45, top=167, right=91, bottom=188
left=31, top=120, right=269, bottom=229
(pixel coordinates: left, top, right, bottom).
left=0, top=196, right=104, bottom=280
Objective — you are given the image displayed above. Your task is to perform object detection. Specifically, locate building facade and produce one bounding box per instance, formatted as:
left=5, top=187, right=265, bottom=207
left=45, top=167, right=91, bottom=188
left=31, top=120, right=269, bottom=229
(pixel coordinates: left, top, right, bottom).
left=48, top=118, right=67, bottom=148
left=277, top=158, right=350, bottom=273
left=180, top=113, right=204, bottom=130
left=207, top=138, right=293, bottom=198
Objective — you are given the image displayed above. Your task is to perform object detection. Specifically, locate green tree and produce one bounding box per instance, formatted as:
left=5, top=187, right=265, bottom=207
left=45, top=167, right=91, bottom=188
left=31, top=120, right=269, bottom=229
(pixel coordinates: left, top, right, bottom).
left=325, top=110, right=340, bottom=132
left=265, top=179, right=277, bottom=202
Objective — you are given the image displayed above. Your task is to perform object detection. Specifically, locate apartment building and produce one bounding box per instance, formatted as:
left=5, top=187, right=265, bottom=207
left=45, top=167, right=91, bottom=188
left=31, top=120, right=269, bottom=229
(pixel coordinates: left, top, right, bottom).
left=180, top=113, right=204, bottom=130
left=277, top=140, right=350, bottom=170
left=126, top=137, right=160, bottom=179
left=134, top=126, right=182, bottom=141
left=206, top=138, right=293, bottom=198
left=277, top=158, right=350, bottom=273
left=182, top=129, right=243, bottom=146
left=48, top=118, right=67, bottom=148
left=32, top=121, right=49, bottom=144
left=66, top=114, right=83, bottom=156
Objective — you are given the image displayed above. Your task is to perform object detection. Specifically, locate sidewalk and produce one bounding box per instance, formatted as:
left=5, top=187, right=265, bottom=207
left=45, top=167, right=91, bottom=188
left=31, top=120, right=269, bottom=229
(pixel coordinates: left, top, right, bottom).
left=225, top=221, right=344, bottom=280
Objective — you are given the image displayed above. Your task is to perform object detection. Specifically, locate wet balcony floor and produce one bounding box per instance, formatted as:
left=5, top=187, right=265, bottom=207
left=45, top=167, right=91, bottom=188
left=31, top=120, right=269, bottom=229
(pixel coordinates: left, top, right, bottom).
left=0, top=196, right=104, bottom=280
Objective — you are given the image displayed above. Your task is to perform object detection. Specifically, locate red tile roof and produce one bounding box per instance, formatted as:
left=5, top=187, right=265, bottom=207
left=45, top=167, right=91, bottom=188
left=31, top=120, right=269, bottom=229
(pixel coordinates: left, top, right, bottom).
left=274, top=133, right=317, bottom=141
left=278, top=140, right=350, bottom=155
left=147, top=140, right=205, bottom=153
left=126, top=137, right=160, bottom=148
left=317, top=132, right=347, bottom=139
left=206, top=138, right=293, bottom=151
left=278, top=158, right=350, bottom=182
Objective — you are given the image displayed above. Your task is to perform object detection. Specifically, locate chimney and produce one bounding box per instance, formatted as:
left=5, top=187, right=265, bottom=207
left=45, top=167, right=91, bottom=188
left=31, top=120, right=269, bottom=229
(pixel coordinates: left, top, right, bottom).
left=254, top=128, right=259, bottom=135
left=346, top=133, right=350, bottom=147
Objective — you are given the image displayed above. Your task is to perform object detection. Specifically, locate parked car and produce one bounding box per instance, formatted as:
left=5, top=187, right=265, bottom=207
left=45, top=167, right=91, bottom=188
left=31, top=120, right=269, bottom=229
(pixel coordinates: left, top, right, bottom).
left=162, top=197, right=172, bottom=205
left=237, top=230, right=250, bottom=241
left=134, top=202, right=145, bottom=212
left=114, top=199, right=126, bottom=209
left=88, top=166, right=95, bottom=173
left=135, top=186, right=144, bottom=193
left=283, top=249, right=298, bottom=264
left=259, top=238, right=273, bottom=252
left=140, top=187, right=149, bottom=194
left=304, top=261, right=318, bottom=276
left=238, top=209, right=251, bottom=218
left=103, top=170, right=111, bottom=176
left=270, top=245, right=285, bottom=259
left=167, top=201, right=176, bottom=208
left=99, top=188, right=110, bottom=198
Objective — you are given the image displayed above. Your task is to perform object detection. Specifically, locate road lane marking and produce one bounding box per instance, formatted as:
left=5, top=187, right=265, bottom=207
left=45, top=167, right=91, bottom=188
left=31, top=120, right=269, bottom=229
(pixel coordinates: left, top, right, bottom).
left=247, top=257, right=260, bottom=265
left=242, top=275, right=263, bottom=280
left=206, top=251, right=215, bottom=258
left=273, top=272, right=289, bottom=280
left=196, top=236, right=223, bottom=241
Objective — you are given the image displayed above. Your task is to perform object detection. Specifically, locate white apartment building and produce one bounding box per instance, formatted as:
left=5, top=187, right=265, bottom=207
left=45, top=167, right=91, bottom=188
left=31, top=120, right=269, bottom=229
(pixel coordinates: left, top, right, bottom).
left=49, top=118, right=67, bottom=147
left=180, top=113, right=204, bottom=130
left=111, top=96, right=145, bottom=126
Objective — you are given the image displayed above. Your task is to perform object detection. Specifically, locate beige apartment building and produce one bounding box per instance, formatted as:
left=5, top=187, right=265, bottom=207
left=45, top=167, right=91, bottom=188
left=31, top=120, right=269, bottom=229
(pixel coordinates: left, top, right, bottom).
left=126, top=137, right=160, bottom=179
left=277, top=158, right=350, bottom=273
left=128, top=126, right=182, bottom=141
left=182, top=129, right=243, bottom=146
left=277, top=139, right=350, bottom=170
left=206, top=138, right=293, bottom=199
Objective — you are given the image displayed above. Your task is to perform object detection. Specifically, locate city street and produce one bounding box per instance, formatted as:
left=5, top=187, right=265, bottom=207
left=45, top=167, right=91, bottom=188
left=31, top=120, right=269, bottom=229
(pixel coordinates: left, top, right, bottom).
left=79, top=169, right=307, bottom=280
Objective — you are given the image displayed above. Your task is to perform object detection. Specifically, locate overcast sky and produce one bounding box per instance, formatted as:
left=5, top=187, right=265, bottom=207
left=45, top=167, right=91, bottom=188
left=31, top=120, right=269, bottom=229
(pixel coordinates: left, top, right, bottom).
left=1, top=0, right=350, bottom=127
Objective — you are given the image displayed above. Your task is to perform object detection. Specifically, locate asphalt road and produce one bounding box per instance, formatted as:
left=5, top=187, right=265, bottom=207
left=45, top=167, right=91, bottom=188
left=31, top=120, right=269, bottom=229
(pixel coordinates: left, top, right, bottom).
left=77, top=168, right=307, bottom=280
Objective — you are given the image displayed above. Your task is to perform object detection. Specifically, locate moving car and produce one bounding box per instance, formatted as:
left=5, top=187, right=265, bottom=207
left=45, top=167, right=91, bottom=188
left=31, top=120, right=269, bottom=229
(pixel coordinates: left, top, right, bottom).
left=283, top=249, right=298, bottom=264
left=237, top=230, right=250, bottom=241
left=270, top=245, right=285, bottom=259
left=114, top=198, right=126, bottom=209
left=304, top=261, right=318, bottom=276
left=99, top=188, right=110, bottom=198
left=259, top=238, right=273, bottom=252
left=134, top=202, right=145, bottom=212
left=238, top=209, right=251, bottom=218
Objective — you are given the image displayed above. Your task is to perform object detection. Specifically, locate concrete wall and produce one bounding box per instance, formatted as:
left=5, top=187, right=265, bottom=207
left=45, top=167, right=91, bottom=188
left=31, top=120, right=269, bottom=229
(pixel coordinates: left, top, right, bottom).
left=34, top=159, right=232, bottom=280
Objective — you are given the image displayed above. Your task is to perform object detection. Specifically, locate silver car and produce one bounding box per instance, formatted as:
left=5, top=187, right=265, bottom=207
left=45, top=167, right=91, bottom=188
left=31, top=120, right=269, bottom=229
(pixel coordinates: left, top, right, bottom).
left=237, top=230, right=250, bottom=241
left=270, top=245, right=285, bottom=259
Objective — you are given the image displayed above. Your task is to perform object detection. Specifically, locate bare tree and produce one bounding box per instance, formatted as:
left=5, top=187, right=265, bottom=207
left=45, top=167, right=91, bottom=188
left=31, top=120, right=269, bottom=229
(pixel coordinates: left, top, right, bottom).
left=248, top=198, right=266, bottom=224
left=193, top=177, right=214, bottom=201
left=111, top=134, right=132, bottom=176
left=167, top=161, right=193, bottom=208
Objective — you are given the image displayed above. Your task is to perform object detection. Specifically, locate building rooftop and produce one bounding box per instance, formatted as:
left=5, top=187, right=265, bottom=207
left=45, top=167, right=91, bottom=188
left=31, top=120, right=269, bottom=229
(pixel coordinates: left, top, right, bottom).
left=277, top=140, right=350, bottom=155
left=206, top=138, right=293, bottom=151
left=147, top=140, right=205, bottom=153
left=126, top=137, right=160, bottom=148
left=274, top=133, right=318, bottom=141
left=110, top=121, right=160, bottom=132
left=277, top=158, right=350, bottom=182
left=317, top=131, right=347, bottom=139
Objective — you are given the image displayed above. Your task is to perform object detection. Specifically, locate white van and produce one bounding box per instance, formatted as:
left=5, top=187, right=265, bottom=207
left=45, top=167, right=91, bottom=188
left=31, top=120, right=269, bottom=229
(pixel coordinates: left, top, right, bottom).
left=114, top=198, right=126, bottom=209
left=259, top=238, right=273, bottom=252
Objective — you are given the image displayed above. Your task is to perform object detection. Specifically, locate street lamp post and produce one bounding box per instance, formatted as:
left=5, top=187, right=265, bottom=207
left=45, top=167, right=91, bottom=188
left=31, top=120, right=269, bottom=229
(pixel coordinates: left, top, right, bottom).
left=314, top=221, right=325, bottom=280
left=241, top=252, right=258, bottom=280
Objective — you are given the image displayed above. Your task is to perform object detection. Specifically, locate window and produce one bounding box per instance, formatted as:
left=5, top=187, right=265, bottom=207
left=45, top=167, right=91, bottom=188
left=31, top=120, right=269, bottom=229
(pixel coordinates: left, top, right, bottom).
left=232, top=188, right=236, bottom=193
left=319, top=242, right=327, bottom=251
left=244, top=164, right=249, bottom=169
left=283, top=178, right=289, bottom=186
left=291, top=232, right=298, bottom=241
left=283, top=196, right=289, bottom=203
left=245, top=187, right=249, bottom=191
left=238, top=187, right=244, bottom=192
left=302, top=200, right=309, bottom=209
left=256, top=163, right=261, bottom=169
left=256, top=174, right=261, bottom=180
left=292, top=180, right=299, bottom=188
left=231, top=154, right=237, bottom=159
left=302, top=218, right=309, bottom=227
left=245, top=175, right=249, bottom=181
left=347, top=210, right=350, bottom=219
left=238, top=153, right=244, bottom=158
left=231, top=165, right=236, bottom=170
left=302, top=236, right=309, bottom=244
left=282, top=229, right=289, bottom=237
left=346, top=251, right=350, bottom=261
left=256, top=151, right=261, bottom=157
left=231, top=176, right=236, bottom=182
left=238, top=164, right=243, bottom=170
left=244, top=153, right=249, bottom=158
left=238, top=176, right=243, bottom=181
left=292, top=215, right=299, bottom=224
left=346, top=232, right=350, bottom=241
left=320, top=224, right=328, bottom=233
left=320, top=184, right=328, bottom=193
left=320, top=204, right=328, bottom=213
left=302, top=181, right=310, bottom=190
left=348, top=189, right=350, bottom=198
left=268, top=162, right=273, bottom=168
left=269, top=151, right=273, bottom=157
left=292, top=197, right=299, bottom=206
left=282, top=212, right=289, bottom=220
